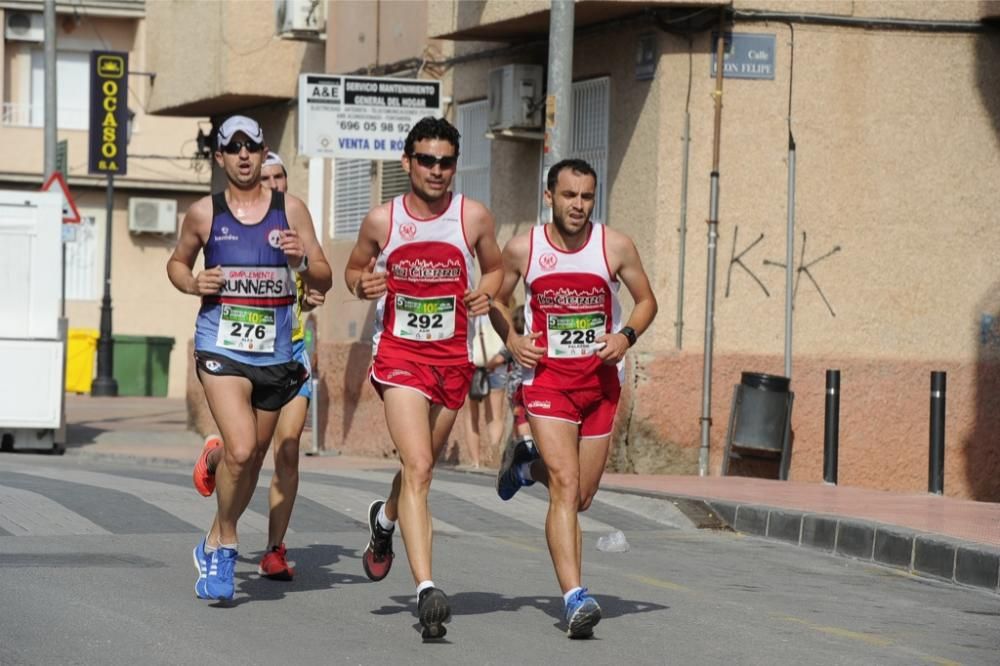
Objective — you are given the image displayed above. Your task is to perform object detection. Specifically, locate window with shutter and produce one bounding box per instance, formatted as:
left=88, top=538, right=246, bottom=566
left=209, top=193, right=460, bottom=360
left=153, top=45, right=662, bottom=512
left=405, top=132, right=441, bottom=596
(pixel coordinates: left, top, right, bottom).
left=571, top=77, right=609, bottom=224
left=332, top=159, right=372, bottom=238
left=538, top=77, right=610, bottom=224
left=455, top=100, right=491, bottom=207
left=380, top=161, right=411, bottom=202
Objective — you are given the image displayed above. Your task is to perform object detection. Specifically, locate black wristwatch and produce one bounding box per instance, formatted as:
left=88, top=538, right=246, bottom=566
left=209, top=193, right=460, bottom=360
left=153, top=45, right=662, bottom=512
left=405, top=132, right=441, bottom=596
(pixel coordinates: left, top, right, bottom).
left=619, top=326, right=638, bottom=347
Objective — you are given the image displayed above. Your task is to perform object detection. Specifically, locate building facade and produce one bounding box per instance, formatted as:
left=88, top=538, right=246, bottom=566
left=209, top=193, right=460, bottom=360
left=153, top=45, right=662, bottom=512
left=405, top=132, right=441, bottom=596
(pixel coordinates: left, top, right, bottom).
left=314, top=0, right=1000, bottom=501
left=1, top=0, right=211, bottom=398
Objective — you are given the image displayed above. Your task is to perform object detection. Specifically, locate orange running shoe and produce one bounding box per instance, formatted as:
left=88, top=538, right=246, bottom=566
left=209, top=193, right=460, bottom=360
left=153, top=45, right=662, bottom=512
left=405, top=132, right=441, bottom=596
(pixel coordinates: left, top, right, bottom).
left=258, top=543, right=295, bottom=581
left=192, top=434, right=222, bottom=497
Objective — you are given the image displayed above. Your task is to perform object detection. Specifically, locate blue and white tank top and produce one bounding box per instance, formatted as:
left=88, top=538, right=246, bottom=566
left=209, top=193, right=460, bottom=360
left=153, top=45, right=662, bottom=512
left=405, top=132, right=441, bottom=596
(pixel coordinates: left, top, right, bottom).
left=194, top=190, right=296, bottom=366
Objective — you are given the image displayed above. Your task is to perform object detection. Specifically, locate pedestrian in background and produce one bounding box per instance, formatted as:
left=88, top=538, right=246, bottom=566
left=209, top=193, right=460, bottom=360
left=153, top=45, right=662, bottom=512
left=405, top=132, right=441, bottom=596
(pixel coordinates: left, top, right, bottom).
left=463, top=313, right=508, bottom=468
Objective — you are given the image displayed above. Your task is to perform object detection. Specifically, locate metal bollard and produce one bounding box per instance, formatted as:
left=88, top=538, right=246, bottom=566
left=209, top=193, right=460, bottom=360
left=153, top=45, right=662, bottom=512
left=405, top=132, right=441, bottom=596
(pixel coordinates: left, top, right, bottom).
left=823, top=369, right=840, bottom=484
left=928, top=371, right=946, bottom=495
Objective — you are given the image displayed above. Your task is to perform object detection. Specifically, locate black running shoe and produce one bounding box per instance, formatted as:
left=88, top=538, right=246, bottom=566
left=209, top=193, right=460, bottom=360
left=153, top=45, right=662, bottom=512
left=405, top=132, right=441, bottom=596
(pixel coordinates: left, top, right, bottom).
left=417, top=587, right=451, bottom=640
left=496, top=437, right=537, bottom=501
left=362, top=500, right=394, bottom=581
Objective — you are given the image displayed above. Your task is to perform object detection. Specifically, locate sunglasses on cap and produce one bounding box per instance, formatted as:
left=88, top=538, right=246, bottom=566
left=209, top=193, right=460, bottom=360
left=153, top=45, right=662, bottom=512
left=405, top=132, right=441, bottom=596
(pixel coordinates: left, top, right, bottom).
left=221, top=140, right=264, bottom=155
left=409, top=152, right=457, bottom=170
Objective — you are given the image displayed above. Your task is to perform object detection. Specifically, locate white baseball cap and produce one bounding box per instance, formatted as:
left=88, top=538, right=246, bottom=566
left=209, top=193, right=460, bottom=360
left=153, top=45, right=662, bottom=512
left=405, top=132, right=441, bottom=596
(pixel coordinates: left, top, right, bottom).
left=217, top=115, right=264, bottom=147
left=263, top=151, right=284, bottom=169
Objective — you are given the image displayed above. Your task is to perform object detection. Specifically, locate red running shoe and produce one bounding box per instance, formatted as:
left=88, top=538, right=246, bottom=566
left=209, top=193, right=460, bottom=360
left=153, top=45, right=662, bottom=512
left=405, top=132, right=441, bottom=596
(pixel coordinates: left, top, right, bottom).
left=193, top=434, right=222, bottom=497
left=362, top=500, right=395, bottom=581
left=258, top=543, right=295, bottom=581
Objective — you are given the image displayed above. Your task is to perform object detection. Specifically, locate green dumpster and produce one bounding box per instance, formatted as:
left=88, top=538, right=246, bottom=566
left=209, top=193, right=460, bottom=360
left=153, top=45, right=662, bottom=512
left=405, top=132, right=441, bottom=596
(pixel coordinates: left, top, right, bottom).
left=113, top=335, right=175, bottom=397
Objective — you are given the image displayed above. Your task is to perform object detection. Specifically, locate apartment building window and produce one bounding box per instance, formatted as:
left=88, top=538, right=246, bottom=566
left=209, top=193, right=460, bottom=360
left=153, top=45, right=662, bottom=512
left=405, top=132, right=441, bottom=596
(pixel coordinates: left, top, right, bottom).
left=455, top=100, right=491, bottom=206
left=538, top=77, right=610, bottom=224
left=332, top=159, right=372, bottom=238
left=4, top=49, right=90, bottom=129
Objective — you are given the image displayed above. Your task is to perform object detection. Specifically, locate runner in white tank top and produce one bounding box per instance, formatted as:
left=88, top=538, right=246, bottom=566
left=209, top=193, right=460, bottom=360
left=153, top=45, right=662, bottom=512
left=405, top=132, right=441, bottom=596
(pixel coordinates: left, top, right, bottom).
left=343, top=117, right=503, bottom=640
left=521, top=221, right=623, bottom=392
left=371, top=191, right=476, bottom=367
left=487, top=159, right=658, bottom=639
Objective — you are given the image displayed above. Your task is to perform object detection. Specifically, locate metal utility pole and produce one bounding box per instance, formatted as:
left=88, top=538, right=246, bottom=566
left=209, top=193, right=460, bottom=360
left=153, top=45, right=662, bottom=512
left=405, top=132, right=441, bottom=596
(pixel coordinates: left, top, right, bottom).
left=44, top=0, right=56, bottom=175
left=44, top=0, right=69, bottom=444
left=543, top=1, right=574, bottom=180
left=785, top=134, right=796, bottom=378
left=698, top=13, right=728, bottom=476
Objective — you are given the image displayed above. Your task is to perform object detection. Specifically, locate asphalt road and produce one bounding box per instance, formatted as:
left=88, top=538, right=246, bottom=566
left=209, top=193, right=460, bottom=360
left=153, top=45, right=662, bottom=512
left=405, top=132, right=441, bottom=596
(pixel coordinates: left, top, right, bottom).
left=0, top=456, right=997, bottom=665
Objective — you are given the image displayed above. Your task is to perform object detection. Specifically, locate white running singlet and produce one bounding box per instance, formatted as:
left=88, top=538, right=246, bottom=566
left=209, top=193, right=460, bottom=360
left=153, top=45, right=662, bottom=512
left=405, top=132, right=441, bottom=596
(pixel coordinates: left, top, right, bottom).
left=371, top=193, right=476, bottom=366
left=522, top=222, right=623, bottom=390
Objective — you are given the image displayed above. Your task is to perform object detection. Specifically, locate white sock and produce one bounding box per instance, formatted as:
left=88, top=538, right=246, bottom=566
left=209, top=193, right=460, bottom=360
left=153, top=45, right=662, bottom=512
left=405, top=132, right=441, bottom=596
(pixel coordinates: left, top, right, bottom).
left=517, top=461, right=534, bottom=483
left=219, top=542, right=238, bottom=551
left=204, top=535, right=217, bottom=554
left=563, top=586, right=583, bottom=605
left=377, top=504, right=396, bottom=531
left=417, top=580, right=435, bottom=597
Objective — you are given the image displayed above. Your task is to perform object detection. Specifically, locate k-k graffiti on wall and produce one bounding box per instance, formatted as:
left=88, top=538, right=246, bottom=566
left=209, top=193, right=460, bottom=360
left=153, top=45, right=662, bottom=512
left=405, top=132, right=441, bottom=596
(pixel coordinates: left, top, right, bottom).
left=724, top=226, right=842, bottom=317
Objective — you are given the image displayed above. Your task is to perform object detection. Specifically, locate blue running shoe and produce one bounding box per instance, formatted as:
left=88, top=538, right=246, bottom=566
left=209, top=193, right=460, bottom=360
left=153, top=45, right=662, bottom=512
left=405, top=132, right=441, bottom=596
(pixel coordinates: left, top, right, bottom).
left=202, top=546, right=238, bottom=601
left=496, top=437, right=537, bottom=501
left=193, top=538, right=211, bottom=598
left=564, top=588, right=601, bottom=638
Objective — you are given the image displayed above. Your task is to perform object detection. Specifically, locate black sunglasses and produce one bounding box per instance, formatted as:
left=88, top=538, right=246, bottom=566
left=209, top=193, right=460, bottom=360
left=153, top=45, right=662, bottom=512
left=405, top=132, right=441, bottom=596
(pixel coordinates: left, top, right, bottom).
left=410, top=152, right=457, bottom=170
left=221, top=140, right=264, bottom=155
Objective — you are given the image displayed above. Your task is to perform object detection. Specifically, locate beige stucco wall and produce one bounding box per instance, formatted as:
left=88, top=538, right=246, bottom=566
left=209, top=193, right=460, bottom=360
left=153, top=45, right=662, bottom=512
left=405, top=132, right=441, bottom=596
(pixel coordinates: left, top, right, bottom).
left=325, top=0, right=429, bottom=74
left=146, top=0, right=324, bottom=116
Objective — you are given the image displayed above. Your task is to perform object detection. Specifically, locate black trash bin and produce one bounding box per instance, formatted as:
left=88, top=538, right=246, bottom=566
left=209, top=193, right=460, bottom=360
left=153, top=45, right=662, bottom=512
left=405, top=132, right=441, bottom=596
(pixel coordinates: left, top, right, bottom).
left=723, top=372, right=794, bottom=479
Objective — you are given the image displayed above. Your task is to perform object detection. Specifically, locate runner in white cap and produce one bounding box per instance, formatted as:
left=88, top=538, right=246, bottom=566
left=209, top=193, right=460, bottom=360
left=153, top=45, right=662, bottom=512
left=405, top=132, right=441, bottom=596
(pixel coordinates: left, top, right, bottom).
left=168, top=116, right=332, bottom=601
left=192, top=149, right=325, bottom=582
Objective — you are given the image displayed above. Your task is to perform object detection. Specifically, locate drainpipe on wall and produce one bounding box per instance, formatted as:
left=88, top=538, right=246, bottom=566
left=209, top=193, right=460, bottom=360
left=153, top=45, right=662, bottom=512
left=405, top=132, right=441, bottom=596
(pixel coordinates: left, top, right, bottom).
left=784, top=25, right=797, bottom=380
left=698, top=11, right=727, bottom=477
left=676, top=37, right=694, bottom=349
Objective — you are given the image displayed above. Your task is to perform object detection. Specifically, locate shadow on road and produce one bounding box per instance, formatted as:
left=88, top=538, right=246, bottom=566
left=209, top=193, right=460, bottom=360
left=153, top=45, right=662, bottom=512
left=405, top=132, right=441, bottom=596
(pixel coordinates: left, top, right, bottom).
left=218, top=543, right=367, bottom=606
left=371, top=590, right=669, bottom=625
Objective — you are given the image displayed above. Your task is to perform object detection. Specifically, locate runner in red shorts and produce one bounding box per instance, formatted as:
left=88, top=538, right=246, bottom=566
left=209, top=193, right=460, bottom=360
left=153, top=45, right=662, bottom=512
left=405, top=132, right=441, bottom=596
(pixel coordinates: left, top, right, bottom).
left=489, top=158, right=657, bottom=639
left=344, top=117, right=502, bottom=640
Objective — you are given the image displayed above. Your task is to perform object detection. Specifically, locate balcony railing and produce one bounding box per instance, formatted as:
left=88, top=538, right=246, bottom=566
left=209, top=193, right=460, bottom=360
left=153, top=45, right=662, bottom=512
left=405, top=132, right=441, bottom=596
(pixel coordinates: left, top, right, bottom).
left=2, top=103, right=88, bottom=129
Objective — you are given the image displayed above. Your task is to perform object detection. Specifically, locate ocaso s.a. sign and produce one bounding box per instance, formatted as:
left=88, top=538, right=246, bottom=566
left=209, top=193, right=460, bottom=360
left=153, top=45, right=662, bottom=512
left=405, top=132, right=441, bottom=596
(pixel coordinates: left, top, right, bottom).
left=88, top=51, right=128, bottom=175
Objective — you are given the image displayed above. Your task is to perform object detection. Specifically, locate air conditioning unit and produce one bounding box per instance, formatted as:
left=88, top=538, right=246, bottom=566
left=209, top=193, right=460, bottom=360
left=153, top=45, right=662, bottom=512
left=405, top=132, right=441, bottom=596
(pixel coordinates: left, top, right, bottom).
left=128, top=198, right=177, bottom=235
left=275, top=0, right=326, bottom=37
left=488, top=64, right=544, bottom=131
left=5, top=12, right=44, bottom=42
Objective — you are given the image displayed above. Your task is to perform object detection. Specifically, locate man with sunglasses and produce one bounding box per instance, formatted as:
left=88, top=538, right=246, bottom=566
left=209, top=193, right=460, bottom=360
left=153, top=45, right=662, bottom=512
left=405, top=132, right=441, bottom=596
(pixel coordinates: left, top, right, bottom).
left=191, top=150, right=326, bottom=583
left=344, top=116, right=503, bottom=639
left=167, top=115, right=332, bottom=601
left=488, top=158, right=658, bottom=638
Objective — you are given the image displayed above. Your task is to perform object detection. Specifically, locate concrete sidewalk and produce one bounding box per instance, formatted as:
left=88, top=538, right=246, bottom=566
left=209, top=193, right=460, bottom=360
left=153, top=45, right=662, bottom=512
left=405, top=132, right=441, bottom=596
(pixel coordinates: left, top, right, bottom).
left=54, top=395, right=1000, bottom=595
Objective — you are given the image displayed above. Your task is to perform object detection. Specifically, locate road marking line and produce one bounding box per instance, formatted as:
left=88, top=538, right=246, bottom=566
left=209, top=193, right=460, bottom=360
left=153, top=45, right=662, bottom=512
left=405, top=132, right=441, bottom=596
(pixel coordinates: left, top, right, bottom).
left=624, top=573, right=692, bottom=593
left=330, top=470, right=614, bottom=533
left=297, top=480, right=461, bottom=534
left=777, top=615, right=893, bottom=647
left=0, top=485, right=109, bottom=536
left=14, top=467, right=269, bottom=534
